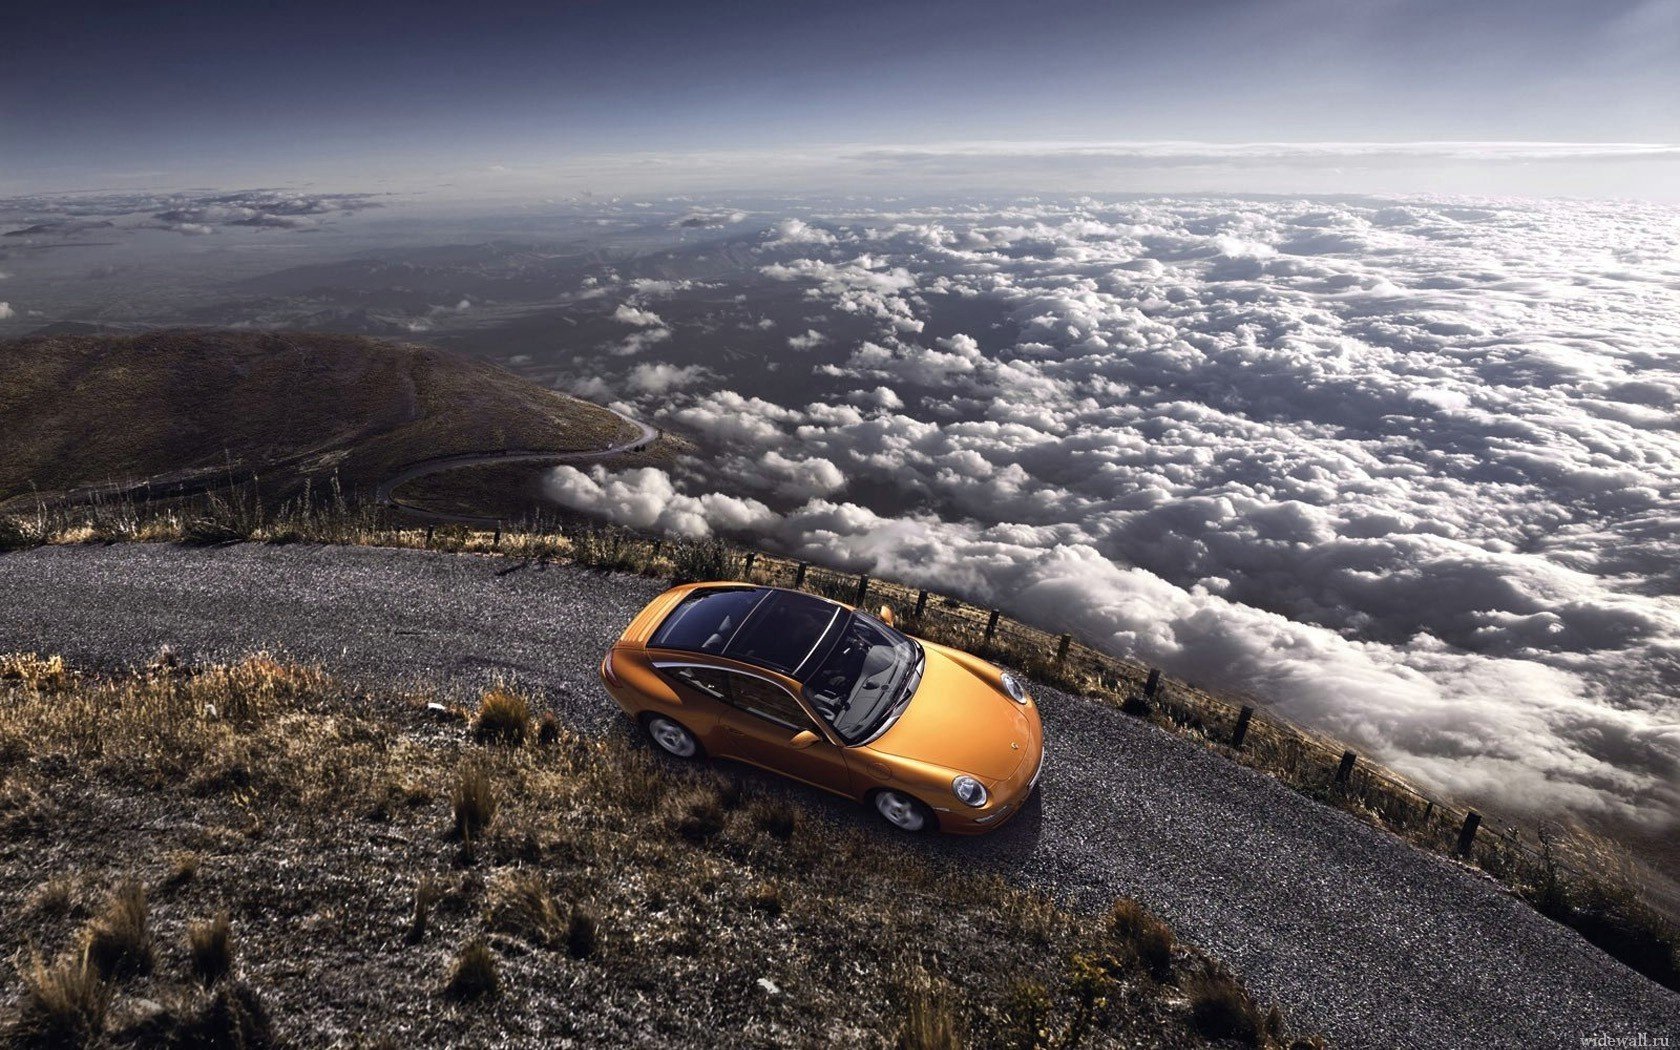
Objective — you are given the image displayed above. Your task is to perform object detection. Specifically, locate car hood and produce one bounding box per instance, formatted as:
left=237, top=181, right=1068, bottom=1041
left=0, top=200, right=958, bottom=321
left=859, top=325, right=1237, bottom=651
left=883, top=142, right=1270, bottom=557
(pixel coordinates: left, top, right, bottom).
left=865, top=644, right=1032, bottom=780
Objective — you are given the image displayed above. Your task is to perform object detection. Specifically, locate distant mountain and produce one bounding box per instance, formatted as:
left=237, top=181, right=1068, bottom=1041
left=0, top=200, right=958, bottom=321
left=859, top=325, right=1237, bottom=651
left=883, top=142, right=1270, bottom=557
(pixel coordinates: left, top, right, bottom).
left=0, top=329, right=639, bottom=509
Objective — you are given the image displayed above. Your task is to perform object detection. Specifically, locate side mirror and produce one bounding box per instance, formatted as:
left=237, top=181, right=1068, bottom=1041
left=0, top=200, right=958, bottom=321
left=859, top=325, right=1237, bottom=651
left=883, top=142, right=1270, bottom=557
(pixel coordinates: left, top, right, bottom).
left=878, top=604, right=896, bottom=627
left=789, top=729, right=821, bottom=750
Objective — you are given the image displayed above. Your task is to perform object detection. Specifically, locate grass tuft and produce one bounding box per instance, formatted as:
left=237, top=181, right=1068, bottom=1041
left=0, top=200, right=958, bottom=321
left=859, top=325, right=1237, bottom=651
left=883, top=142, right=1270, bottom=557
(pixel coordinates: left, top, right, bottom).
left=487, top=870, right=565, bottom=947
left=566, top=905, right=599, bottom=960
left=450, top=764, right=498, bottom=842
left=1107, top=897, right=1174, bottom=981
left=1184, top=967, right=1265, bottom=1044
left=662, top=786, right=726, bottom=843
left=9, top=952, right=110, bottom=1049
left=471, top=687, right=530, bottom=745
left=83, top=881, right=154, bottom=981
left=896, top=972, right=963, bottom=1050
left=749, top=797, right=800, bottom=840
left=444, top=938, right=500, bottom=1002
left=187, top=910, right=235, bottom=986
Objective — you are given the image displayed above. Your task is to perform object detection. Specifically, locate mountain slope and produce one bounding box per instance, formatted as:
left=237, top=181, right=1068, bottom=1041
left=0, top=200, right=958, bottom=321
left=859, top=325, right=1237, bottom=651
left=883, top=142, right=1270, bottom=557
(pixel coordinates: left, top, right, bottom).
left=0, top=330, right=638, bottom=509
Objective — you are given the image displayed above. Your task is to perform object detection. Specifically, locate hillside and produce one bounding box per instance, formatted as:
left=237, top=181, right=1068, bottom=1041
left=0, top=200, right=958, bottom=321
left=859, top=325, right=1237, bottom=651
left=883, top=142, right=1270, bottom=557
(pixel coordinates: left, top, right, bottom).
left=0, top=330, right=640, bottom=511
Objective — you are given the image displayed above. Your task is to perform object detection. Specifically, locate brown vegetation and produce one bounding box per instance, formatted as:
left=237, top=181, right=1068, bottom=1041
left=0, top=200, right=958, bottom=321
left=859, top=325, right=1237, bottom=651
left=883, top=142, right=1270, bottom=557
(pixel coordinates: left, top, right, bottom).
left=0, top=655, right=1314, bottom=1047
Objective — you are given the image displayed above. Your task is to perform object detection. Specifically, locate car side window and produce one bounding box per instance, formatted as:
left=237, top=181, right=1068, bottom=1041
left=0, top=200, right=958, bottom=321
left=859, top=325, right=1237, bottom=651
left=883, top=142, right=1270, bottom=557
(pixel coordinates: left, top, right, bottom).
left=723, top=673, right=814, bottom=732
left=661, top=664, right=729, bottom=701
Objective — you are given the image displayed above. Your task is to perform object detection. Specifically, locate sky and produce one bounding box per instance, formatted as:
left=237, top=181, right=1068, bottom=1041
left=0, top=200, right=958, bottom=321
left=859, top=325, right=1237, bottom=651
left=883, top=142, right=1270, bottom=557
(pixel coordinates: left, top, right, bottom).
left=7, top=0, right=1680, bottom=198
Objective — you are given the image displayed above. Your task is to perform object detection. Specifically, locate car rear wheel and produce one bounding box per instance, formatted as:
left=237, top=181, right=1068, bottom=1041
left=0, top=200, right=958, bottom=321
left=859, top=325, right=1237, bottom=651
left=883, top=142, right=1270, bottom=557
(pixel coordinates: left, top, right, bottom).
left=645, top=715, right=701, bottom=759
left=873, top=789, right=933, bottom=833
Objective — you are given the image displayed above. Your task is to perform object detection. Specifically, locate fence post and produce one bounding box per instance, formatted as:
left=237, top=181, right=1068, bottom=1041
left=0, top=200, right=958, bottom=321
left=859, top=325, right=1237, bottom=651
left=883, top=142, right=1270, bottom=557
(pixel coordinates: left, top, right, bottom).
left=1231, top=706, right=1254, bottom=750
left=1456, top=811, right=1482, bottom=855
left=854, top=574, right=870, bottom=606
left=1144, top=668, right=1161, bottom=697
left=1054, top=634, right=1071, bottom=668
left=1335, top=750, right=1357, bottom=784
left=493, top=523, right=502, bottom=548
left=743, top=551, right=756, bottom=579
left=424, top=525, right=434, bottom=548
left=1423, top=800, right=1435, bottom=824
left=914, top=590, right=929, bottom=617
left=794, top=562, right=808, bottom=589
left=982, top=609, right=1000, bottom=651
left=651, top=539, right=663, bottom=559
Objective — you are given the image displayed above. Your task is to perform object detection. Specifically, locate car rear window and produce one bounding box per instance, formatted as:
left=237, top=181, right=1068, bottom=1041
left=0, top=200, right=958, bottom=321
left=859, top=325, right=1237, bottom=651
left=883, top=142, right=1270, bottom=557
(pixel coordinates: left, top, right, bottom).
left=649, top=588, right=765, bottom=653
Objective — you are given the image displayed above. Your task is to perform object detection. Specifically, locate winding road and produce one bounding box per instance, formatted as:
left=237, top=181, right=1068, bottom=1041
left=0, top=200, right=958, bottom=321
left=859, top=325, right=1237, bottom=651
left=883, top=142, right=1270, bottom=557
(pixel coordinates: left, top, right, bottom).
left=373, top=410, right=660, bottom=522
left=1, top=543, right=1675, bottom=1049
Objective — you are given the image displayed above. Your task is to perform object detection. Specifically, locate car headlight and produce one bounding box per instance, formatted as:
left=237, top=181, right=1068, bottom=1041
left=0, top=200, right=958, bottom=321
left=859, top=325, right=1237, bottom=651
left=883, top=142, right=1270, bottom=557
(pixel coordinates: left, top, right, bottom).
left=952, top=774, right=988, bottom=808
left=1000, top=671, right=1030, bottom=705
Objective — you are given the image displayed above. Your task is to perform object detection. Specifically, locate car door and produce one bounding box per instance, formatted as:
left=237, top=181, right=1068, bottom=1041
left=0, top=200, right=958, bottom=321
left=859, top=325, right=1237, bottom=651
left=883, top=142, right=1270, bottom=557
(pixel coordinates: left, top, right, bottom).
left=714, top=670, right=857, bottom=798
left=651, top=662, right=731, bottom=744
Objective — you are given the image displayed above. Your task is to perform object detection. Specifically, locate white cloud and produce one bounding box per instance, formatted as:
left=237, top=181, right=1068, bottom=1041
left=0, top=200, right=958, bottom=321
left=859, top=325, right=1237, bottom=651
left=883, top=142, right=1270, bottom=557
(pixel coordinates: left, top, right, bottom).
left=787, top=329, right=827, bottom=350
left=613, top=303, right=665, bottom=327
left=558, top=193, right=1680, bottom=826
left=626, top=362, right=711, bottom=395
left=0, top=302, right=12, bottom=320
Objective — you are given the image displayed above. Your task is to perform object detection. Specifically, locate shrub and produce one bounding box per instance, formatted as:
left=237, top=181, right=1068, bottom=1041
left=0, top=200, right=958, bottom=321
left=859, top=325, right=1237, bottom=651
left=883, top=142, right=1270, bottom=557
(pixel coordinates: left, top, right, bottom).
left=472, top=688, right=530, bottom=745
left=10, top=953, right=110, bottom=1048
left=451, top=764, right=498, bottom=841
left=566, top=905, right=599, bottom=960
left=188, top=910, right=235, bottom=986
left=1185, top=968, right=1264, bottom=1044
left=444, top=938, right=499, bottom=1001
left=1106, top=898, right=1174, bottom=980
left=83, top=881, right=154, bottom=981
left=748, top=882, right=783, bottom=918
left=669, top=537, right=732, bottom=583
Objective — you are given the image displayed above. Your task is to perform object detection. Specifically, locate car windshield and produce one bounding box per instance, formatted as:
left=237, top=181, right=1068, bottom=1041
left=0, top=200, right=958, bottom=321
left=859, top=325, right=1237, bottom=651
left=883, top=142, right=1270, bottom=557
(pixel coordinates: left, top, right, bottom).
left=802, top=612, right=923, bottom=745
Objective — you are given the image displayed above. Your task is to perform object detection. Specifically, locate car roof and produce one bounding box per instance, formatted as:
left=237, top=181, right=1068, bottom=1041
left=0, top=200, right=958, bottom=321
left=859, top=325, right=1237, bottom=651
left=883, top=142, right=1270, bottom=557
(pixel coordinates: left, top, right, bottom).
left=648, top=585, right=847, bottom=679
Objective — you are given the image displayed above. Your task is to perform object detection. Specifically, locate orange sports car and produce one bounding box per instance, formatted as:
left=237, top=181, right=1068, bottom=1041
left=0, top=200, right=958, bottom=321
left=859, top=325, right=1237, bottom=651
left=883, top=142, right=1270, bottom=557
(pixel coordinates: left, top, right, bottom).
left=599, top=582, right=1045, bottom=833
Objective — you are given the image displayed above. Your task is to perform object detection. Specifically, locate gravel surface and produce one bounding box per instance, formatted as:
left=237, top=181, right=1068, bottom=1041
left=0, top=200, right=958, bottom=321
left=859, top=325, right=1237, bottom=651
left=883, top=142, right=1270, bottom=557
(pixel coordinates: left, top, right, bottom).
left=2, top=542, right=1675, bottom=1049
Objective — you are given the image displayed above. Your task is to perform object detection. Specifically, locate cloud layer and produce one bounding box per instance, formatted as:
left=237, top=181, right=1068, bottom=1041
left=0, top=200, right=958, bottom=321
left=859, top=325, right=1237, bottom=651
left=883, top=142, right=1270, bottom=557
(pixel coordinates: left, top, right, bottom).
left=544, top=194, right=1680, bottom=826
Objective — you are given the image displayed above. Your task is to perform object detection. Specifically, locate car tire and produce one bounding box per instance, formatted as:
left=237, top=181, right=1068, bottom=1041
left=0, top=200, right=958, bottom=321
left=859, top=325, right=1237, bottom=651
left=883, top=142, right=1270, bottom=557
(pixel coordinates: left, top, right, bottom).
left=644, top=714, right=703, bottom=759
left=872, top=789, right=935, bottom=833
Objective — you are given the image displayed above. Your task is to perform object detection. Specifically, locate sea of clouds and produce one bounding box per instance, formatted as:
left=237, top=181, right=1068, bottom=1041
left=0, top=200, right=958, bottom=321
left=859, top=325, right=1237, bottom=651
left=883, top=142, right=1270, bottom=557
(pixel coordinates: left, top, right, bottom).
left=544, top=194, right=1680, bottom=825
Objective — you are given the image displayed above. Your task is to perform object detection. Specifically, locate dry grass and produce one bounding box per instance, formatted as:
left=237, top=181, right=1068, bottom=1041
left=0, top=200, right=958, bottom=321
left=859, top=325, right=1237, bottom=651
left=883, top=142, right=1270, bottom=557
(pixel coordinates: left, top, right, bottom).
left=486, top=870, right=566, bottom=947
left=471, top=687, right=531, bottom=745
left=897, top=971, right=963, bottom=1050
left=1184, top=966, right=1271, bottom=1045
left=450, top=763, right=498, bottom=841
left=0, top=656, right=1317, bottom=1048
left=187, top=910, right=235, bottom=986
left=1107, top=897, right=1176, bottom=981
left=82, top=881, right=154, bottom=981
left=9, top=952, right=111, bottom=1049
left=444, top=938, right=500, bottom=1002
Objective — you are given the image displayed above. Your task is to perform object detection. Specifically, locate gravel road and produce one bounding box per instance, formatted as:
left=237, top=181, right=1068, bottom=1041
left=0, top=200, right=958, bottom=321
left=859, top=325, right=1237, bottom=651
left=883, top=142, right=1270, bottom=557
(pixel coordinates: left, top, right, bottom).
left=2, top=543, right=1674, bottom=1049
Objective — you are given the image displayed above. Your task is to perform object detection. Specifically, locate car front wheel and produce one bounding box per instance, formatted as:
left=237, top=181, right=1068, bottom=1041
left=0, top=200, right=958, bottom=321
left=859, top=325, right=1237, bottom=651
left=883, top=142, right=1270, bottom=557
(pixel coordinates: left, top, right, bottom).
left=645, top=715, right=701, bottom=759
left=873, top=789, right=933, bottom=833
